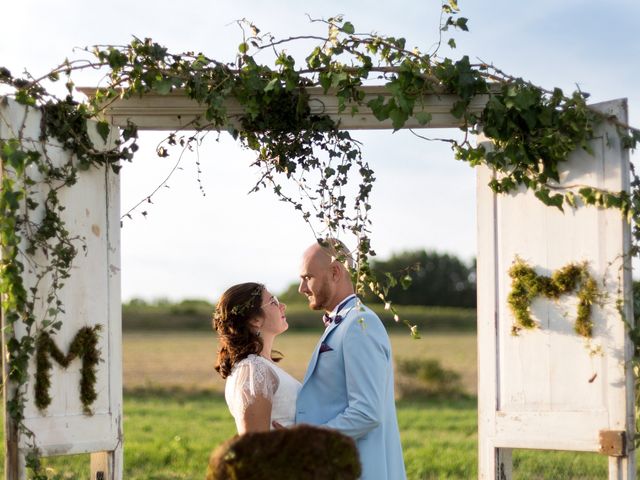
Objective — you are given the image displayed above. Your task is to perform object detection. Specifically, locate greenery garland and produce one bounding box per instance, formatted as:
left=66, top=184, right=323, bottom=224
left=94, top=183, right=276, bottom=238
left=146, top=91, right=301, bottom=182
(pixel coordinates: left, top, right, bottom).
left=0, top=3, right=639, bottom=476
left=507, top=257, right=600, bottom=338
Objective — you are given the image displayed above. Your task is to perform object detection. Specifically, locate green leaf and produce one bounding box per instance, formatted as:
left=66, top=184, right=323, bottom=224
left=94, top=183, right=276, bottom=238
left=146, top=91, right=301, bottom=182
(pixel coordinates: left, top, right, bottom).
left=6, top=148, right=28, bottom=174
left=324, top=167, right=336, bottom=178
left=341, top=22, right=355, bottom=34
left=15, top=89, right=36, bottom=106
left=367, top=96, right=388, bottom=121
left=331, top=71, right=348, bottom=88
left=264, top=78, right=279, bottom=92
left=238, top=42, right=249, bottom=54
left=450, top=100, right=467, bottom=119
left=414, top=111, right=432, bottom=126
left=578, top=187, right=595, bottom=204
left=153, top=79, right=172, bottom=95
left=535, top=188, right=564, bottom=211
left=447, top=38, right=456, bottom=49
left=319, top=72, right=332, bottom=92
left=389, top=108, right=408, bottom=130
left=107, top=48, right=128, bottom=69
left=455, top=17, right=469, bottom=31
left=96, top=121, right=110, bottom=143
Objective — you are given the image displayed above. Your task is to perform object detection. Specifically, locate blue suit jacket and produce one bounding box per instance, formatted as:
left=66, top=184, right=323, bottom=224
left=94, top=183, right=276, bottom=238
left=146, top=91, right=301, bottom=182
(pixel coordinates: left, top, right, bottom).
left=296, top=299, right=406, bottom=480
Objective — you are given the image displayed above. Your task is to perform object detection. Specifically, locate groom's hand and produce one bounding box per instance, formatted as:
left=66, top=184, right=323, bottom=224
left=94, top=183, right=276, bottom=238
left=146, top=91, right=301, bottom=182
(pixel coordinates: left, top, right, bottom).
left=272, top=421, right=285, bottom=430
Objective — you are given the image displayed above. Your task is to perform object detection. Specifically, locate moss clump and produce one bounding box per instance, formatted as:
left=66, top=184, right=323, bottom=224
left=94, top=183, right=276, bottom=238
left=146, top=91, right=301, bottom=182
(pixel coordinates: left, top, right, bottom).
left=207, top=425, right=361, bottom=480
left=35, top=325, right=102, bottom=414
left=508, top=257, right=599, bottom=338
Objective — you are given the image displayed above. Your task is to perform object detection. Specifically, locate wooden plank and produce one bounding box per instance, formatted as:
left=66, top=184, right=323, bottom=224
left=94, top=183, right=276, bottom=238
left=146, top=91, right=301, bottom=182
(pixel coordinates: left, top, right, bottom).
left=77, top=86, right=490, bottom=131
left=1, top=100, right=26, bottom=480
left=1, top=303, right=22, bottom=480
left=476, top=144, right=506, bottom=478
left=0, top=98, right=124, bottom=478
left=90, top=451, right=111, bottom=480
left=494, top=410, right=609, bottom=451
left=589, top=99, right=635, bottom=479
left=477, top=98, right=635, bottom=479
left=22, top=414, right=118, bottom=456
left=105, top=127, right=124, bottom=479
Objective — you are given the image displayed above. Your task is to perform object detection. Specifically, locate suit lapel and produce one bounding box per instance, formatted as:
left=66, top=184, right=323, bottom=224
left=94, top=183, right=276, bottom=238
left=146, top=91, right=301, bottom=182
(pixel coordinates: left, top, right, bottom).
left=301, top=304, right=358, bottom=386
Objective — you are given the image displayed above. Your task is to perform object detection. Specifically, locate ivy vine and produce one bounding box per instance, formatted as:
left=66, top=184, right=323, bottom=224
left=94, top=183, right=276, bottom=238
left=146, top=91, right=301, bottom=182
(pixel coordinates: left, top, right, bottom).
left=0, top=2, right=639, bottom=476
left=507, top=257, right=600, bottom=338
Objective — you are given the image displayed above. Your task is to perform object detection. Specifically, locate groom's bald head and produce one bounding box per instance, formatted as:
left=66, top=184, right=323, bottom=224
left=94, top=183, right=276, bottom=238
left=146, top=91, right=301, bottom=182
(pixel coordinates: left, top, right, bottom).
left=298, top=239, right=354, bottom=312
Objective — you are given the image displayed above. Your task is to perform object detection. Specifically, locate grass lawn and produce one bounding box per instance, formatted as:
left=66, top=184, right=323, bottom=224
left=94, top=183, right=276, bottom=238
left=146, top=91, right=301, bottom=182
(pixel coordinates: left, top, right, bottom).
left=35, top=393, right=608, bottom=479
left=1, top=331, right=613, bottom=478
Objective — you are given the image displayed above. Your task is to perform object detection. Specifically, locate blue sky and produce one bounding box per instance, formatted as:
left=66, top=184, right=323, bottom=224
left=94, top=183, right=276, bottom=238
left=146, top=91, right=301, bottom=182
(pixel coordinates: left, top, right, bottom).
left=1, top=0, right=638, bottom=301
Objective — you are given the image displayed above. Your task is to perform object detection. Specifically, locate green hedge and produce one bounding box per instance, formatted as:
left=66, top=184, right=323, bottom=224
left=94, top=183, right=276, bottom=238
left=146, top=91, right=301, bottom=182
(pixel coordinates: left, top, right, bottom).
left=122, top=303, right=476, bottom=332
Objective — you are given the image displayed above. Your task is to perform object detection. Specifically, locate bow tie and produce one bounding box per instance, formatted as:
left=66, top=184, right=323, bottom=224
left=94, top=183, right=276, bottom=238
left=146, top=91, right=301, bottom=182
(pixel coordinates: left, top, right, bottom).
left=322, top=313, right=343, bottom=328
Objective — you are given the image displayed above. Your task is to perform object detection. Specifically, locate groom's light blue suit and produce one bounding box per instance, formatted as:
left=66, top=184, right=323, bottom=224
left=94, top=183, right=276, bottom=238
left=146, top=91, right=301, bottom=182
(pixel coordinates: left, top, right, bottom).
left=296, top=296, right=406, bottom=480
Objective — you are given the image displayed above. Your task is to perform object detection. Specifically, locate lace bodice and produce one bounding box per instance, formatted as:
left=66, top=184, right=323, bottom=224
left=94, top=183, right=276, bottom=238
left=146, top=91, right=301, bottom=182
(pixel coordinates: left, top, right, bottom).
left=224, top=354, right=301, bottom=432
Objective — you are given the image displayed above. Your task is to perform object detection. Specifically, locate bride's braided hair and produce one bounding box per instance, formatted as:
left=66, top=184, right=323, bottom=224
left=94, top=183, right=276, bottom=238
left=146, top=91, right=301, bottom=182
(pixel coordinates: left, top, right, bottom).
left=213, top=282, right=274, bottom=379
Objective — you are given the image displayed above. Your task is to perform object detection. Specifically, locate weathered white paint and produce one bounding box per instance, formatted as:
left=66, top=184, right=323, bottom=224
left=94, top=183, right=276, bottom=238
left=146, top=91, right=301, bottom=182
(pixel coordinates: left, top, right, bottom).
left=477, top=99, right=635, bottom=479
left=0, top=98, right=123, bottom=479
left=77, top=86, right=491, bottom=130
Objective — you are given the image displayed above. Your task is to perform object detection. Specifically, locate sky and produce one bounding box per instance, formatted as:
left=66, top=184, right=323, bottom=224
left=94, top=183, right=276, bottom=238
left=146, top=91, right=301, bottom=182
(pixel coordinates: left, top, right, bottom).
left=1, top=0, right=638, bottom=302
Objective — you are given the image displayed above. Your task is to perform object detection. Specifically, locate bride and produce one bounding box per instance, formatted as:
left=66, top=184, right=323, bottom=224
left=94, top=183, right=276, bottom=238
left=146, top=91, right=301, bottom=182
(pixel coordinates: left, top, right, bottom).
left=213, top=282, right=301, bottom=433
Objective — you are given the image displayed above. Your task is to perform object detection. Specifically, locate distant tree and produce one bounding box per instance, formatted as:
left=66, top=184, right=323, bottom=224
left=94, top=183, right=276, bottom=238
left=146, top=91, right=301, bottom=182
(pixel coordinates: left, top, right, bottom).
left=367, top=250, right=476, bottom=308
left=170, top=298, right=215, bottom=315
left=124, top=297, right=149, bottom=308
left=278, top=250, right=476, bottom=308
left=279, top=282, right=305, bottom=304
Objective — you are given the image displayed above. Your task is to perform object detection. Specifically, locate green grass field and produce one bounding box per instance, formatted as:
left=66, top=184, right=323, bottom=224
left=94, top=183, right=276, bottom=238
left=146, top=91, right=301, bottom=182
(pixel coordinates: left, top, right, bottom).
left=3, top=331, right=613, bottom=479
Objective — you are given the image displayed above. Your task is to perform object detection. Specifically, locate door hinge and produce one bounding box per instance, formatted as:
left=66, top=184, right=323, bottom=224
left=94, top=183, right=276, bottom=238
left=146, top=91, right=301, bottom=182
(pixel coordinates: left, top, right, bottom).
left=599, top=430, right=626, bottom=457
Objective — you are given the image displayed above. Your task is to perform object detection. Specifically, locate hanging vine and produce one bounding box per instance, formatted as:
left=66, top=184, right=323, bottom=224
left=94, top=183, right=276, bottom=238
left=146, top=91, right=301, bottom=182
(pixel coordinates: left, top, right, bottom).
left=1, top=2, right=640, bottom=476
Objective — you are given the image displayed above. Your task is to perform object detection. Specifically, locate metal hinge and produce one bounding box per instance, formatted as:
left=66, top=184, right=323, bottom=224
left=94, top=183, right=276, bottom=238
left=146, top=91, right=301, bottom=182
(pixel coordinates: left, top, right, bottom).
left=599, top=430, right=626, bottom=457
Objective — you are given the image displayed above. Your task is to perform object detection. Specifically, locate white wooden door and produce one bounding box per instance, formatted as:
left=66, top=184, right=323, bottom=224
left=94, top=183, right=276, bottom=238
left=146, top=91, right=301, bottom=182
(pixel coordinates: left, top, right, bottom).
left=0, top=98, right=123, bottom=479
left=477, top=99, right=635, bottom=479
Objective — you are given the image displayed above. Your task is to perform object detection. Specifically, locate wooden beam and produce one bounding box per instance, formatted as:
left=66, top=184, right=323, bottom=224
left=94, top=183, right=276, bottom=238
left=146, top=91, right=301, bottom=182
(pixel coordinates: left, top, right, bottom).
left=90, top=452, right=111, bottom=480
left=78, top=86, right=489, bottom=131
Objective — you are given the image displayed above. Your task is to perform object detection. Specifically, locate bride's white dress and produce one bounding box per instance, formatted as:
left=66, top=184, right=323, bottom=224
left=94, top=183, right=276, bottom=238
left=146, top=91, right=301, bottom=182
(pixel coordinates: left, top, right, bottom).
left=224, top=354, right=302, bottom=432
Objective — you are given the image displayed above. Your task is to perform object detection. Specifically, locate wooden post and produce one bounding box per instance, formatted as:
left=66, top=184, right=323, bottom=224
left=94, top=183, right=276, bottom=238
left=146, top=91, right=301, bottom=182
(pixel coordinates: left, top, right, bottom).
left=1, top=99, right=124, bottom=480
left=90, top=452, right=111, bottom=480
left=1, top=153, right=24, bottom=480
left=476, top=99, right=635, bottom=480
left=2, top=308, right=23, bottom=480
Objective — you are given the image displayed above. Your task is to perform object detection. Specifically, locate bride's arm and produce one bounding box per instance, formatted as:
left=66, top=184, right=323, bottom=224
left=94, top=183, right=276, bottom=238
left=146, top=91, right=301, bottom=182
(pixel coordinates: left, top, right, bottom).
left=229, top=357, right=280, bottom=434
left=238, top=396, right=272, bottom=434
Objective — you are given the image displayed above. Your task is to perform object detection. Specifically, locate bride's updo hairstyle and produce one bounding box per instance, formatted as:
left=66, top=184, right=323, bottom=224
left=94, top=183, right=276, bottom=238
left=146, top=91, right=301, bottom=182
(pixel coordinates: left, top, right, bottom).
left=213, top=282, right=266, bottom=379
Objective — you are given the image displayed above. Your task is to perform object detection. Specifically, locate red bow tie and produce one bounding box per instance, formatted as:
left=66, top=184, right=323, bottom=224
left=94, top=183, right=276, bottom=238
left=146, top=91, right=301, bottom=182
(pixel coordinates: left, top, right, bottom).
left=322, top=314, right=343, bottom=328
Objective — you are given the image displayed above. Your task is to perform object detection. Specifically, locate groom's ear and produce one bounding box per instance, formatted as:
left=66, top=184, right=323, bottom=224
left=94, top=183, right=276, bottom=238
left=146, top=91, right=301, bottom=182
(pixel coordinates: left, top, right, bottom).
left=329, top=262, right=342, bottom=282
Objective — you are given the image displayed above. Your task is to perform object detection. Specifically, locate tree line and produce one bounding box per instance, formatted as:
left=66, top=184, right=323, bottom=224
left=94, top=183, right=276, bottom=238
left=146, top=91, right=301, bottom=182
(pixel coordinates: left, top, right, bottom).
left=280, top=250, right=476, bottom=308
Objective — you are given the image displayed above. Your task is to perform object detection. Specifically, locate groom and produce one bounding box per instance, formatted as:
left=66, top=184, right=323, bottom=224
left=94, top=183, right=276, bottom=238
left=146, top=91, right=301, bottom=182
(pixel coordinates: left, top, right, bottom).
left=295, top=240, right=406, bottom=480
